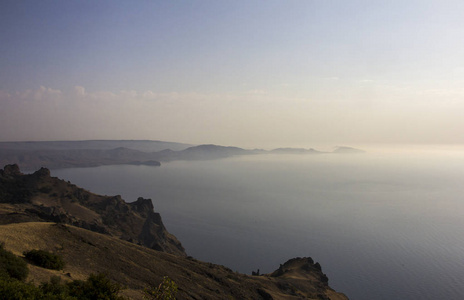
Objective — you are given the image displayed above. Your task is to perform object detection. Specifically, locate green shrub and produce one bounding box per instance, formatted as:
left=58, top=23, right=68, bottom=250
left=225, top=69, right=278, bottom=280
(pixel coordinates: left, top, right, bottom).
left=0, top=267, right=125, bottom=300
left=0, top=243, right=29, bottom=281
left=0, top=276, right=78, bottom=300
left=67, top=273, right=125, bottom=300
left=23, top=249, right=65, bottom=270
left=0, top=277, right=41, bottom=299
left=40, top=276, right=71, bottom=298
left=144, top=276, right=178, bottom=300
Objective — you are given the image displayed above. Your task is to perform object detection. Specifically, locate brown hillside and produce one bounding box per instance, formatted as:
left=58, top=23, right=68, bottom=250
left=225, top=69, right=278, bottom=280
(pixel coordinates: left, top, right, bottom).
left=0, top=222, right=348, bottom=300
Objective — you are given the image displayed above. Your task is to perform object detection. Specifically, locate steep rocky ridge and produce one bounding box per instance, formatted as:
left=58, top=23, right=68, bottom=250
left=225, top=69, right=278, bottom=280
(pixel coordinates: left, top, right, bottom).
left=0, top=164, right=185, bottom=256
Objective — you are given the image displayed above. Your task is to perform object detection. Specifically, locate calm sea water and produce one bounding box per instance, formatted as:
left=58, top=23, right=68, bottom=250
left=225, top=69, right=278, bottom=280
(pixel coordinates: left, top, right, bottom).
left=53, top=148, right=464, bottom=299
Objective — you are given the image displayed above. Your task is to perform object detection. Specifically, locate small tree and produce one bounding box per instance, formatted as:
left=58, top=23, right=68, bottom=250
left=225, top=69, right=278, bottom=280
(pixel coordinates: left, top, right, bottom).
left=144, top=276, right=178, bottom=300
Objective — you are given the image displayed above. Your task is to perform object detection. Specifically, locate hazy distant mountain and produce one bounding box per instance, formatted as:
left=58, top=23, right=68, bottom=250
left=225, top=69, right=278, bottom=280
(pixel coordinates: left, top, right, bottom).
left=0, top=140, right=365, bottom=170
left=271, top=147, right=324, bottom=154
left=162, top=144, right=252, bottom=161
left=0, top=140, right=192, bottom=152
left=332, top=146, right=366, bottom=154
left=0, top=147, right=160, bottom=171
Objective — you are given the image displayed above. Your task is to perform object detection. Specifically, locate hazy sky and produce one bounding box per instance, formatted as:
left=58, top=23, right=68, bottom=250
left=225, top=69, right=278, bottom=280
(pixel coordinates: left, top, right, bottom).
left=1, top=1, right=464, bottom=148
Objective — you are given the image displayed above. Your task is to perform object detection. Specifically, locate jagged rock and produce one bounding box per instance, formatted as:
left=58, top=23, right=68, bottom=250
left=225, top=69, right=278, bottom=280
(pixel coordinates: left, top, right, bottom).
left=130, top=197, right=154, bottom=216
left=0, top=164, right=186, bottom=256
left=271, top=257, right=329, bottom=285
left=0, top=164, right=22, bottom=178
left=32, top=167, right=51, bottom=178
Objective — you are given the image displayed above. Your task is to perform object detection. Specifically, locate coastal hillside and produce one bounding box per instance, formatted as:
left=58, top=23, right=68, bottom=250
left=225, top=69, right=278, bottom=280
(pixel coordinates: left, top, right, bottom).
left=0, top=222, right=348, bottom=299
left=0, top=164, right=348, bottom=299
left=0, top=164, right=185, bottom=256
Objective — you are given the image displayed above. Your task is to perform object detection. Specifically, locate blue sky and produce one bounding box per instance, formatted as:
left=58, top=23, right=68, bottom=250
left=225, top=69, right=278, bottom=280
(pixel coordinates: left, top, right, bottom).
left=1, top=1, right=464, bottom=148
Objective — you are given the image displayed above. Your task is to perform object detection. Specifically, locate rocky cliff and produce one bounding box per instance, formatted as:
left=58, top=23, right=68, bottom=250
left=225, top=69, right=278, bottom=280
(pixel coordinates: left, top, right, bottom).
left=0, top=164, right=185, bottom=256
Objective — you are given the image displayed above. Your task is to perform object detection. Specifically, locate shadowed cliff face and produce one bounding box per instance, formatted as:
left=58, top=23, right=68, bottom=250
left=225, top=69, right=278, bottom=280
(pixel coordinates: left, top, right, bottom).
left=0, top=164, right=185, bottom=256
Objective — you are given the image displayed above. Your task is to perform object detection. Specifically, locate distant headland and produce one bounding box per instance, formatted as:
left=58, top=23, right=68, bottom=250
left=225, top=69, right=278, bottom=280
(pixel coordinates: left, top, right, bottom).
left=0, top=140, right=365, bottom=170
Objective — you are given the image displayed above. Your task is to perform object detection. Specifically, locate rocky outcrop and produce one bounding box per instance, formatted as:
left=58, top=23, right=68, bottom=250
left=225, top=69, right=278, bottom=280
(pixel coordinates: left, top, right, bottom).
left=0, top=164, right=185, bottom=256
left=265, top=257, right=336, bottom=299
left=0, top=164, right=22, bottom=178
left=32, top=167, right=51, bottom=178
left=271, top=257, right=329, bottom=285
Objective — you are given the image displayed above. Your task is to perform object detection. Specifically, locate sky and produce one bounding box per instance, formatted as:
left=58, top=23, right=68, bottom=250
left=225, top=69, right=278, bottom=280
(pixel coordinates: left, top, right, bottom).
left=1, top=0, right=464, bottom=149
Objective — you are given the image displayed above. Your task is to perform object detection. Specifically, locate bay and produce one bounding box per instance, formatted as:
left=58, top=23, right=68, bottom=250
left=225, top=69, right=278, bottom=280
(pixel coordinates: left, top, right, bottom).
left=53, top=148, right=464, bottom=299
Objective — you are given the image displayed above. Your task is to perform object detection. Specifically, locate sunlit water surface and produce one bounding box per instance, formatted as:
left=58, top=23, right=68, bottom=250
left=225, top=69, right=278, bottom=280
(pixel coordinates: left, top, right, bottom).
left=53, top=148, right=464, bottom=299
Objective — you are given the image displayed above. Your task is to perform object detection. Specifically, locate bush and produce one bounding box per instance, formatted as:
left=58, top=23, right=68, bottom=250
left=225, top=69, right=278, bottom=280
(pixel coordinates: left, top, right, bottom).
left=0, top=273, right=125, bottom=300
left=23, top=249, right=65, bottom=270
left=67, top=273, right=125, bottom=300
left=0, top=243, right=29, bottom=281
left=0, top=244, right=124, bottom=299
left=0, top=277, right=41, bottom=299
left=144, top=276, right=178, bottom=300
left=40, top=276, right=71, bottom=298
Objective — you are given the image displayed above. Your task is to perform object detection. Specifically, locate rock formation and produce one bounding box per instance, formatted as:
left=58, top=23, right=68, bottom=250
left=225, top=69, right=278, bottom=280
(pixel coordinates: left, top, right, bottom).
left=0, top=164, right=185, bottom=256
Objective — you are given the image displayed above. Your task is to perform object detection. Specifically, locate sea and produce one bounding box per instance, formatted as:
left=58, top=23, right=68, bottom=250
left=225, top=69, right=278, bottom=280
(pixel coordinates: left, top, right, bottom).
left=52, top=145, right=464, bottom=300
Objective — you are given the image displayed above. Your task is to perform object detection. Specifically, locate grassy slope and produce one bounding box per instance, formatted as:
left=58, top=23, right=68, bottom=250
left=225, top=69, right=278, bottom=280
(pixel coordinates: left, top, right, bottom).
left=0, top=222, right=348, bottom=300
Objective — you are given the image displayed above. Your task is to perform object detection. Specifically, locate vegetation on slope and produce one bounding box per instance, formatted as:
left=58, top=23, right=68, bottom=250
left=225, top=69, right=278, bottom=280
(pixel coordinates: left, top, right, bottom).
left=23, top=250, right=65, bottom=271
left=0, top=222, right=348, bottom=300
left=0, top=243, right=29, bottom=281
left=0, top=241, right=129, bottom=300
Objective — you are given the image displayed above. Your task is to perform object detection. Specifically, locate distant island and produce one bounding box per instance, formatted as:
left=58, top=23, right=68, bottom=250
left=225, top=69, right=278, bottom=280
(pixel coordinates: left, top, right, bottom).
left=332, top=146, right=366, bottom=154
left=0, top=140, right=365, bottom=170
left=271, top=147, right=322, bottom=154
left=0, top=164, right=349, bottom=299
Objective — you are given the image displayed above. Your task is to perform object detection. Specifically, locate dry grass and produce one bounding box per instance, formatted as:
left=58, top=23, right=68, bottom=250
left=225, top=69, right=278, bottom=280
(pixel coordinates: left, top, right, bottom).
left=0, top=222, right=348, bottom=300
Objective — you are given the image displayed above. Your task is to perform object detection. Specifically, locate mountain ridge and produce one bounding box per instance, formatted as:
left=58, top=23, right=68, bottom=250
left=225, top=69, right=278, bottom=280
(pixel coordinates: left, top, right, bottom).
left=0, top=140, right=365, bottom=170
